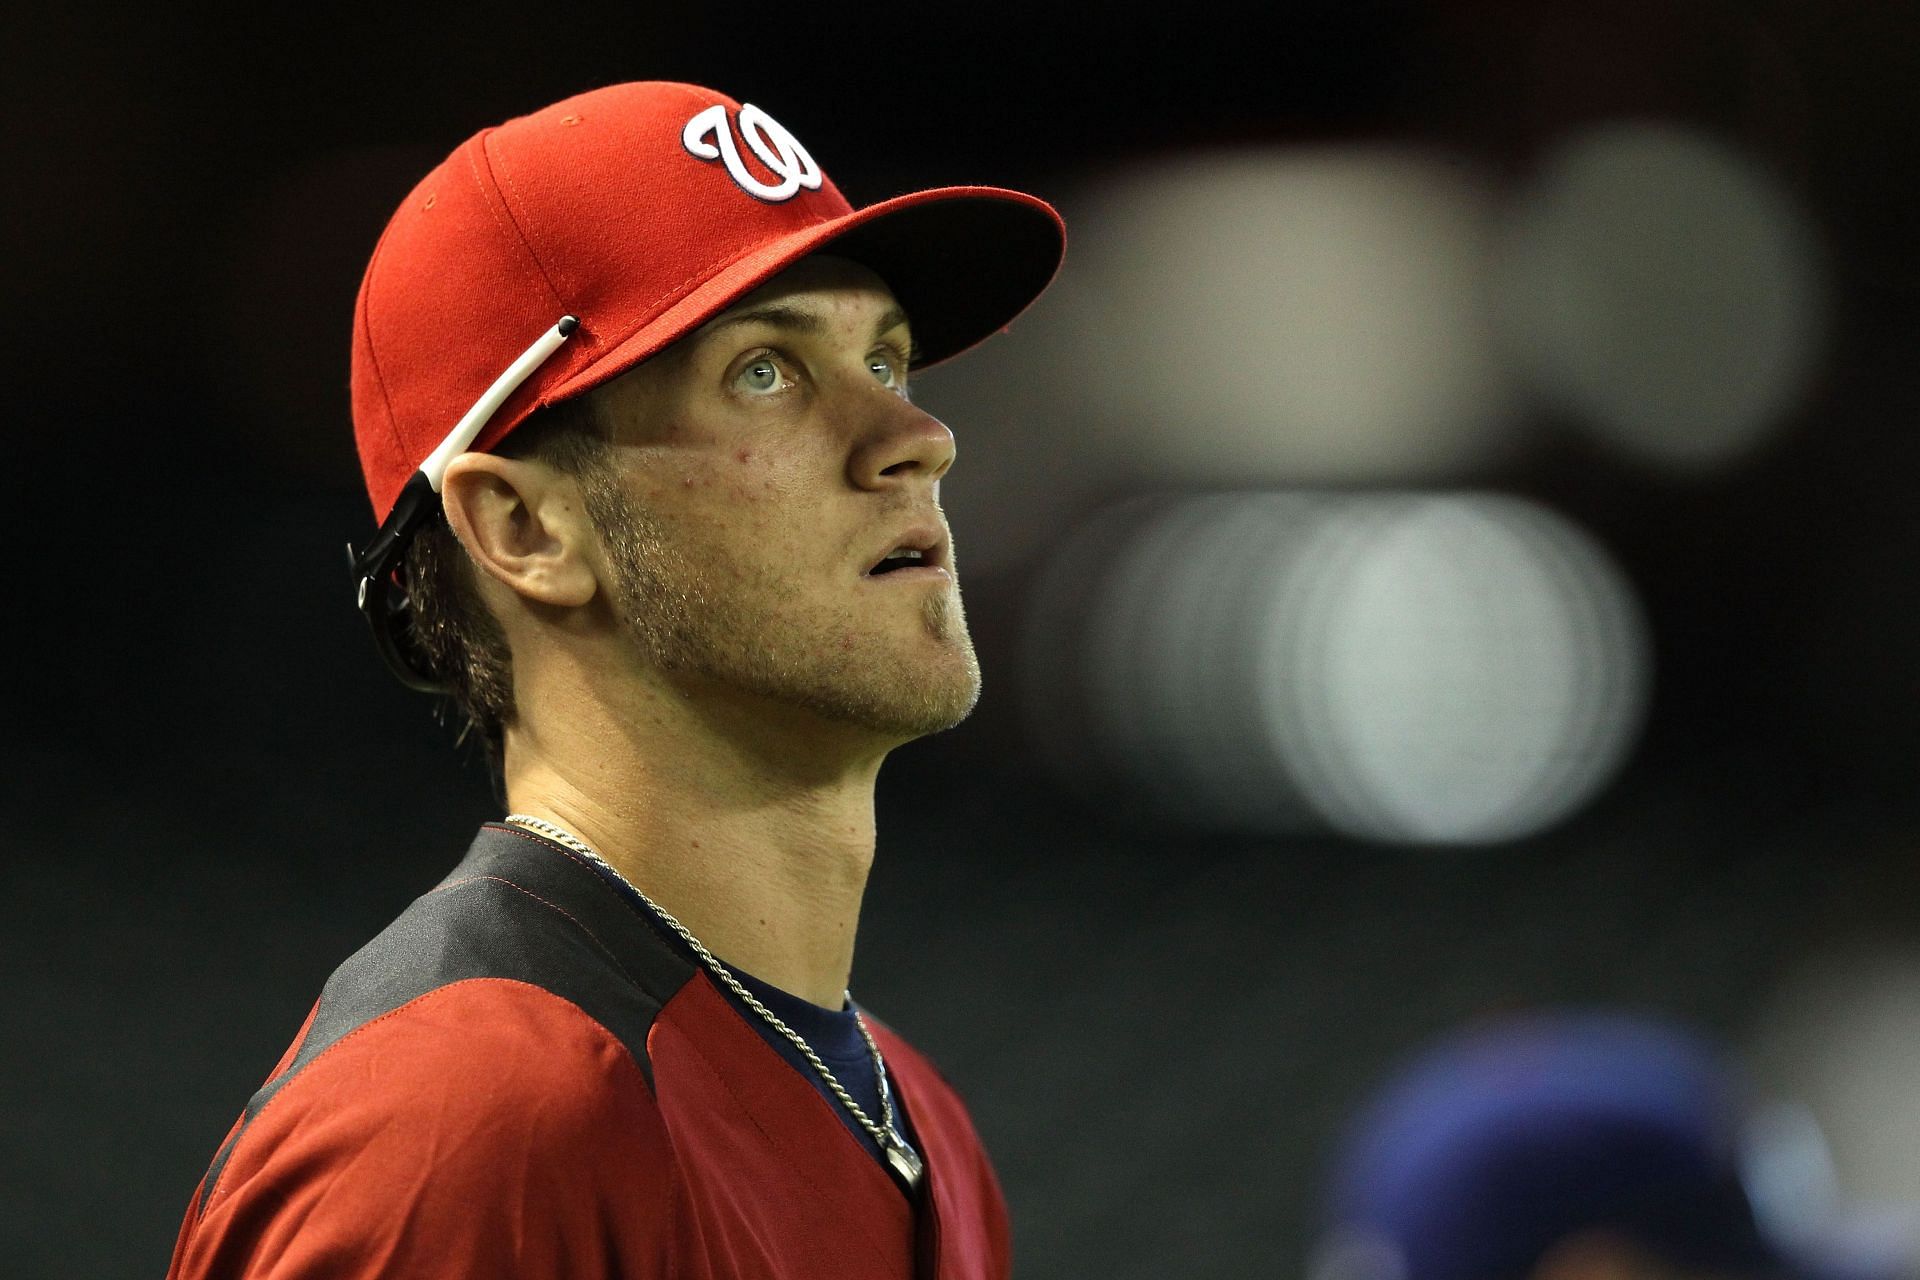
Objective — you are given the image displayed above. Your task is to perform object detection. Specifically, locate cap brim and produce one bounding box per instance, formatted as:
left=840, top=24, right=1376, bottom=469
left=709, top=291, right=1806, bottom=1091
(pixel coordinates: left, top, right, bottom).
left=822, top=187, right=1066, bottom=368
left=546, top=185, right=1065, bottom=408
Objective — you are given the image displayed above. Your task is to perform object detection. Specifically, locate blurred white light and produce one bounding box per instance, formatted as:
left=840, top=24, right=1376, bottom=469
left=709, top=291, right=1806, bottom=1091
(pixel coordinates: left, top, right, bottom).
left=1020, top=490, right=1651, bottom=846
left=1741, top=1100, right=1845, bottom=1254
left=1066, top=149, right=1524, bottom=485
left=1493, top=120, right=1825, bottom=471
left=1747, top=947, right=1920, bottom=1216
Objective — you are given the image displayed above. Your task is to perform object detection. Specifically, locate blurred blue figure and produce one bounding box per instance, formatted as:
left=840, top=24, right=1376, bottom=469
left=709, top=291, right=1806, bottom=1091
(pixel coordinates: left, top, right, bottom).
left=1309, top=1010, right=1916, bottom=1280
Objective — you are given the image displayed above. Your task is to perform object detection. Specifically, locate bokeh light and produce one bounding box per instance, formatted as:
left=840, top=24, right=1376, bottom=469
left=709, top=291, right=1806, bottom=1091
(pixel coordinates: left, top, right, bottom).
left=1492, top=120, right=1826, bottom=472
left=1744, top=943, right=1920, bottom=1270
left=1021, top=490, right=1652, bottom=846
left=1065, top=149, right=1525, bottom=485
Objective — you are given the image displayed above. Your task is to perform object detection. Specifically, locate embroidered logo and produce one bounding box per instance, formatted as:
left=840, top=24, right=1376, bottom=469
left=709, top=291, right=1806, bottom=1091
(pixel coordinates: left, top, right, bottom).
left=682, top=103, right=823, bottom=203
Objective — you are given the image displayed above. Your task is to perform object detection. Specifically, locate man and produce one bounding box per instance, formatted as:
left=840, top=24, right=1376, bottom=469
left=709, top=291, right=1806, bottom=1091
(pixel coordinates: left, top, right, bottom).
left=1307, top=1009, right=1914, bottom=1280
left=166, top=80, right=1064, bottom=1279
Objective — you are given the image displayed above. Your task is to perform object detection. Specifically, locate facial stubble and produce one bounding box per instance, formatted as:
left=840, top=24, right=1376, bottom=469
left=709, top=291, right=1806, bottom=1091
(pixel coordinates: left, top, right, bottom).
left=582, top=473, right=982, bottom=739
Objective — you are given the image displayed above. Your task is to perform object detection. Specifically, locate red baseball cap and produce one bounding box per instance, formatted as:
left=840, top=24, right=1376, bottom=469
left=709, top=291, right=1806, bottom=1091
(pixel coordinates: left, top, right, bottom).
left=350, top=80, right=1066, bottom=523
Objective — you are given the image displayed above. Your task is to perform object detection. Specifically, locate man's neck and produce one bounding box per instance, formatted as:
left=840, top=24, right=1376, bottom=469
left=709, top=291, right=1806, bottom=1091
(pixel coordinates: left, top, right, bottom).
left=501, top=676, right=890, bottom=1010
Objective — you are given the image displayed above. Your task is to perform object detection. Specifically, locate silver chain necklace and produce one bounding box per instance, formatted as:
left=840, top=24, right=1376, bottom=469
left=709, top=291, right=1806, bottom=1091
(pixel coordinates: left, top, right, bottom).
left=501, top=813, right=925, bottom=1190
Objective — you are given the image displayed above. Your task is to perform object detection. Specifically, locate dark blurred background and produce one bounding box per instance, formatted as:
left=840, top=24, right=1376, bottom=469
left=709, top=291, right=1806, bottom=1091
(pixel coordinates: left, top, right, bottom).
left=7, top=2, right=1920, bottom=1276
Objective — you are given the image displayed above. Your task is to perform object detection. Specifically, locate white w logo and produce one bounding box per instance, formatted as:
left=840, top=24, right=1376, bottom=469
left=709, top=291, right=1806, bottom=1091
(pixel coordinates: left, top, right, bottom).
left=682, top=103, right=824, bottom=203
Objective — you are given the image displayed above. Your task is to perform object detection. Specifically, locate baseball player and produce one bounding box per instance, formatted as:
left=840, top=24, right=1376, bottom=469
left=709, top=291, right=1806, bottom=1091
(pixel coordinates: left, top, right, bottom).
left=165, top=80, right=1063, bottom=1279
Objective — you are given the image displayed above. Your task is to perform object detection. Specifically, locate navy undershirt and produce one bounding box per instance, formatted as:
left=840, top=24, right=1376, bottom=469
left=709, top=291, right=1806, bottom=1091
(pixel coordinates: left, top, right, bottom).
left=554, top=838, right=922, bottom=1186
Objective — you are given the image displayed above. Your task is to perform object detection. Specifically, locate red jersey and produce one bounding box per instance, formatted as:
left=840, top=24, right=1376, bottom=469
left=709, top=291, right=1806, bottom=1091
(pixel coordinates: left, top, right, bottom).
left=166, top=823, right=1011, bottom=1279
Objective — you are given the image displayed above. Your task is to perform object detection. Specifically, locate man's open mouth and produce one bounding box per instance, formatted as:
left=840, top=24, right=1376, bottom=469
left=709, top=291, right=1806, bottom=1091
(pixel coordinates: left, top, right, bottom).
left=865, top=528, right=946, bottom=577
left=869, top=547, right=931, bottom=575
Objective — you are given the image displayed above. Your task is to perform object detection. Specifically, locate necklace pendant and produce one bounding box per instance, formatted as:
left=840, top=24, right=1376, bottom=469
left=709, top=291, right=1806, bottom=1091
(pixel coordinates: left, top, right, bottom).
left=884, top=1136, right=924, bottom=1189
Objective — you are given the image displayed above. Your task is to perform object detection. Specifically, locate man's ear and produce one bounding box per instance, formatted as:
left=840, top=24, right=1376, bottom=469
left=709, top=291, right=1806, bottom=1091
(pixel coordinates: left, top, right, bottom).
left=440, top=453, right=600, bottom=609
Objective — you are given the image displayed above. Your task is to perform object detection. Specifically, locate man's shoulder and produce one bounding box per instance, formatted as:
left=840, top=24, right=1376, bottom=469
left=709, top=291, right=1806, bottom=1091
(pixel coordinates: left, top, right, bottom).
left=175, top=979, right=680, bottom=1278
left=317, top=822, right=701, bottom=1072
left=170, top=827, right=710, bottom=1278
left=188, top=825, right=705, bottom=1215
left=252, top=976, right=662, bottom=1138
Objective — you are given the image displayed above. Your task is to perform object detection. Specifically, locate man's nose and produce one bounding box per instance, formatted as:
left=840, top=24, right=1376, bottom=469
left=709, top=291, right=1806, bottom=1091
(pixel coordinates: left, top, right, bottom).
left=847, top=388, right=956, bottom=491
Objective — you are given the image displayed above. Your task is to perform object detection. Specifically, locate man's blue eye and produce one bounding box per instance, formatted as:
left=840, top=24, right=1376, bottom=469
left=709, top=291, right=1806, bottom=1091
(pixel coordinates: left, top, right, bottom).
left=869, top=356, right=899, bottom=387
left=741, top=359, right=781, bottom=392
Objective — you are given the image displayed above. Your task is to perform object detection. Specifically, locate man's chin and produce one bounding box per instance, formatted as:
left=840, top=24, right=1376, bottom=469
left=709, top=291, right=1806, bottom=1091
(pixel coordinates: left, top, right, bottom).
left=838, top=663, right=981, bottom=742
left=817, top=637, right=982, bottom=742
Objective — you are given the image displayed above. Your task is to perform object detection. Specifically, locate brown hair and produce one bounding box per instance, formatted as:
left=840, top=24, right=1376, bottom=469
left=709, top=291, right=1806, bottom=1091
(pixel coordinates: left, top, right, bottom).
left=400, top=392, right=614, bottom=772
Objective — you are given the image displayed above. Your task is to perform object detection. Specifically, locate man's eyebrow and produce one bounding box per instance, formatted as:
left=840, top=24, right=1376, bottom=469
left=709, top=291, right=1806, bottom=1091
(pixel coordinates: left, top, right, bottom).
left=701, top=301, right=914, bottom=345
